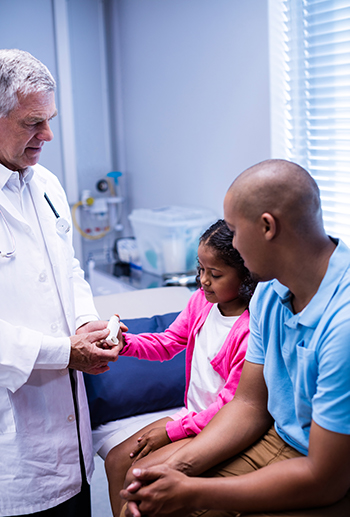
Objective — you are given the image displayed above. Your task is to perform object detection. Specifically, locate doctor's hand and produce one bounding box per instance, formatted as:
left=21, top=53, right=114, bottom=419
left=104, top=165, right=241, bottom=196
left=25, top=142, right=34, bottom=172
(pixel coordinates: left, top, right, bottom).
left=69, top=328, right=120, bottom=374
left=77, top=319, right=128, bottom=354
left=76, top=320, right=109, bottom=334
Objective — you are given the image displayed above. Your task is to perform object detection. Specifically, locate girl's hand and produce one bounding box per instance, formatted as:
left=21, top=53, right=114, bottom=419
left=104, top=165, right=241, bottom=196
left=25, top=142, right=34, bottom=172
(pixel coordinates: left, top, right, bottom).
left=130, top=427, right=171, bottom=462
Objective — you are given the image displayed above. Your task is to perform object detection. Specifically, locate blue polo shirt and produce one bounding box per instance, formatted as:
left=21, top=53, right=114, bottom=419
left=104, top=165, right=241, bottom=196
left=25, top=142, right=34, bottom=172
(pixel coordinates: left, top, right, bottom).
left=246, top=239, right=350, bottom=455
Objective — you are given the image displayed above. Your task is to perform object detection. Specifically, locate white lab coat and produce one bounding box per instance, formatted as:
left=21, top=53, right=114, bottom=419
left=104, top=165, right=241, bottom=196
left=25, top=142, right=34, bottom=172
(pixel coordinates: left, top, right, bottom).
left=0, top=164, right=99, bottom=515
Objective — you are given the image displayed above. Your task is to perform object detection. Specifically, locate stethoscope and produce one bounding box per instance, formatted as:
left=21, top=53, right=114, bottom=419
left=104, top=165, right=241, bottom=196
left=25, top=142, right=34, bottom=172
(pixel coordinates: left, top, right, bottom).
left=0, top=193, right=71, bottom=258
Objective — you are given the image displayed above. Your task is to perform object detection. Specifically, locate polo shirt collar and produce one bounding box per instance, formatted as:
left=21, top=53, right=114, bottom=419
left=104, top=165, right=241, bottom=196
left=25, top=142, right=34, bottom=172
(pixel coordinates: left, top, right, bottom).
left=272, top=239, right=350, bottom=328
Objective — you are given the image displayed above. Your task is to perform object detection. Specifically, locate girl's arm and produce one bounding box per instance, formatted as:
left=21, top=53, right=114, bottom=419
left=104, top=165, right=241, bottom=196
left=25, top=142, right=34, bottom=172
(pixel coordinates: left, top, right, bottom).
left=120, top=289, right=206, bottom=362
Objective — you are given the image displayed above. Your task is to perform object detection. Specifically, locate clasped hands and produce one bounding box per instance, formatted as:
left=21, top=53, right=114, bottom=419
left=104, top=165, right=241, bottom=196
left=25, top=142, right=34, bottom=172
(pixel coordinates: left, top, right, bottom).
left=120, top=464, right=196, bottom=517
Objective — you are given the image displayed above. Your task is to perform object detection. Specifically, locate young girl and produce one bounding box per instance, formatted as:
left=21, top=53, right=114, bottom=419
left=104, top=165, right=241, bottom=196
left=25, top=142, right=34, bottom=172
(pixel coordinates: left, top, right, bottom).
left=105, top=219, right=256, bottom=516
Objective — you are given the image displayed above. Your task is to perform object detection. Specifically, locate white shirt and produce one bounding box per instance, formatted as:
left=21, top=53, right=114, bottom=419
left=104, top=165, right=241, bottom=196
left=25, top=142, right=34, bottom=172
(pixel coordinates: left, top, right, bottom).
left=0, top=163, right=99, bottom=515
left=187, top=304, right=239, bottom=413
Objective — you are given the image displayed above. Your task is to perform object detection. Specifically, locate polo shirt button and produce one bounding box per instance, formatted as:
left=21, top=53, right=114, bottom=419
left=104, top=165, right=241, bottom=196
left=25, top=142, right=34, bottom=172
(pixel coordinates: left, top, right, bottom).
left=51, top=323, right=58, bottom=332
left=67, top=414, right=75, bottom=422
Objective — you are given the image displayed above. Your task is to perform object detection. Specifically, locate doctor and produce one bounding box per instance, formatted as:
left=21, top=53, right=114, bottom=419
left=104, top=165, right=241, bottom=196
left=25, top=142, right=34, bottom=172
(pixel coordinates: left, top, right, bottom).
left=0, top=49, right=119, bottom=516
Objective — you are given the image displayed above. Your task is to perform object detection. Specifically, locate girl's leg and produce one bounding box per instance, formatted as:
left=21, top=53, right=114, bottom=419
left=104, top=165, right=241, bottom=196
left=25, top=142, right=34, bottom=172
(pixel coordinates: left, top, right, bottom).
left=105, top=416, right=173, bottom=517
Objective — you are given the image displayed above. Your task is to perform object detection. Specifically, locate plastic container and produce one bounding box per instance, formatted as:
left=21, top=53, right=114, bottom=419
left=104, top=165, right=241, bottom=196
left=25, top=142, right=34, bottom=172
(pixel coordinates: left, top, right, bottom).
left=128, top=206, right=217, bottom=276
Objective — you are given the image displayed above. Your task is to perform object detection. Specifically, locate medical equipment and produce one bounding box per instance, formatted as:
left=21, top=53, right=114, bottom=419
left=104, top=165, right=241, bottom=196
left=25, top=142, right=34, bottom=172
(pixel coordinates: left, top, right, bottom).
left=0, top=193, right=71, bottom=259
left=0, top=208, right=16, bottom=258
left=71, top=172, right=124, bottom=241
left=44, top=193, right=71, bottom=234
left=106, top=314, right=120, bottom=346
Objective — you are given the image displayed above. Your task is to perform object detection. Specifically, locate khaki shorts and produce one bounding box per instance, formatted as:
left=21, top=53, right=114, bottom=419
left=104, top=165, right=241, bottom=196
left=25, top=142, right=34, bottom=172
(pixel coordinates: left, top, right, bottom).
left=191, top=426, right=350, bottom=517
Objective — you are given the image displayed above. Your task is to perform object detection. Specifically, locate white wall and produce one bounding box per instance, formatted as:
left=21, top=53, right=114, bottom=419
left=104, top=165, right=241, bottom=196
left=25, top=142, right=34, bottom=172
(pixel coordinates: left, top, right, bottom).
left=0, top=0, right=65, bottom=187
left=0, top=0, right=271, bottom=265
left=67, top=0, right=113, bottom=194
left=112, top=0, right=271, bottom=220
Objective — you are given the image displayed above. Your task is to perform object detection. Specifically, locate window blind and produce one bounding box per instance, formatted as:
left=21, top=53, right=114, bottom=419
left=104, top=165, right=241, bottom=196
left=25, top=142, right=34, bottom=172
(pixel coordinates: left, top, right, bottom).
left=274, top=0, right=350, bottom=245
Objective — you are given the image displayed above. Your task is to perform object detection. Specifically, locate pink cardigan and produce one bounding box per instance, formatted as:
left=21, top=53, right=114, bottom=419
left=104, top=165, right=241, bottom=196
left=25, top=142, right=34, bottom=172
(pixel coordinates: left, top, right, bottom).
left=121, top=288, right=250, bottom=442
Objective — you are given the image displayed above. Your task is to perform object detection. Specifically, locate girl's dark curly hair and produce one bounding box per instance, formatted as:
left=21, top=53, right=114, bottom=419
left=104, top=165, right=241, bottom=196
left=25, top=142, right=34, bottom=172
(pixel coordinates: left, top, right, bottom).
left=196, top=219, right=257, bottom=305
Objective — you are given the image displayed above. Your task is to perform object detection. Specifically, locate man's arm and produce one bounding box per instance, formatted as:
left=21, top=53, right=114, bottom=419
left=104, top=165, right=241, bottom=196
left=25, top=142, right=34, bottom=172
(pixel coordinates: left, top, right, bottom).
left=165, top=360, right=272, bottom=475
left=122, top=362, right=350, bottom=516
left=121, top=360, right=272, bottom=516
left=188, top=421, right=350, bottom=512
left=127, top=422, right=350, bottom=515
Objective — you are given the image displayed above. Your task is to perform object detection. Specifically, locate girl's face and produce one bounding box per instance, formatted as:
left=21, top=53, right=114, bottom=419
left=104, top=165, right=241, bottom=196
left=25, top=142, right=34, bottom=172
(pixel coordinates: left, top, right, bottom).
left=197, top=243, right=246, bottom=317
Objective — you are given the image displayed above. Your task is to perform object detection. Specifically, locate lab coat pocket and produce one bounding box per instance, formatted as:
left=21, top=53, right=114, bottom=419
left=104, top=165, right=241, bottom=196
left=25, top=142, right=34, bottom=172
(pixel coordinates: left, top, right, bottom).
left=0, top=387, right=16, bottom=434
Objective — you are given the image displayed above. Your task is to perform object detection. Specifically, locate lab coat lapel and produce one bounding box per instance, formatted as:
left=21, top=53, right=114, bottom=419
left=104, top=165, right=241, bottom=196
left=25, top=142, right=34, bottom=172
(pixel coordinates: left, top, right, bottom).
left=28, top=172, right=57, bottom=258
left=29, top=174, right=73, bottom=330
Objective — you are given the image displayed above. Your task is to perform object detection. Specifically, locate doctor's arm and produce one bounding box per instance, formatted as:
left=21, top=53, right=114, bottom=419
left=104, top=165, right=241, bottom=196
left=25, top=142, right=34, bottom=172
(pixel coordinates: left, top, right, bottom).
left=67, top=239, right=122, bottom=371
left=0, top=319, right=113, bottom=392
left=32, top=323, right=118, bottom=376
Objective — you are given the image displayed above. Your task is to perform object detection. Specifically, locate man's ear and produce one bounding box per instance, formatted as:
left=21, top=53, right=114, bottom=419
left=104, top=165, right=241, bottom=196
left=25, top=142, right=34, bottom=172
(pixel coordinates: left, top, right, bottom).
left=261, top=212, right=277, bottom=240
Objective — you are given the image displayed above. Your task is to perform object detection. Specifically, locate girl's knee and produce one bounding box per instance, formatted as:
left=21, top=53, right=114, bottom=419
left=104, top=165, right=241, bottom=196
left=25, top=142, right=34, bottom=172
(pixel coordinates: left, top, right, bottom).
left=105, top=443, right=129, bottom=478
left=104, top=447, right=118, bottom=478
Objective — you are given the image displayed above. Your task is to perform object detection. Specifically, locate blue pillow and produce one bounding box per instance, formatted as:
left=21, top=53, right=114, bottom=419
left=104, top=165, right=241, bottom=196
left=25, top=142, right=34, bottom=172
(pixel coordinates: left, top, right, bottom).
left=84, top=312, right=186, bottom=429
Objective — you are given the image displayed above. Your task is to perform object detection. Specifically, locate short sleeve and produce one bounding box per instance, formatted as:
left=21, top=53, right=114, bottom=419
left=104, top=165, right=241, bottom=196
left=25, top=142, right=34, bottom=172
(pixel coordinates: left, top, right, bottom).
left=245, top=284, right=266, bottom=365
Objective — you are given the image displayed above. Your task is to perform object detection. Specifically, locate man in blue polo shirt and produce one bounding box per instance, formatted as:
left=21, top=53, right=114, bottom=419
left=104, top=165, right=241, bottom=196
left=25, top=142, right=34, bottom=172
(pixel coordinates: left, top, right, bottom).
left=247, top=241, right=350, bottom=459
left=120, top=159, right=350, bottom=517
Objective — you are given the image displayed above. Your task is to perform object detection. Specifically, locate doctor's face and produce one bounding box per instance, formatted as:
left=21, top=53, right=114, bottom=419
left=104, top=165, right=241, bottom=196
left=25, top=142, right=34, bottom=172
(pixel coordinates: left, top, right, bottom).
left=0, top=90, right=57, bottom=171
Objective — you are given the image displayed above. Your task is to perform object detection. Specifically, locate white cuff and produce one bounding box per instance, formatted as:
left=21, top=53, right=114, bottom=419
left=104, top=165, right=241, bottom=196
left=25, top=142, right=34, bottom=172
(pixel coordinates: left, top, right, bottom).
left=34, top=336, right=71, bottom=369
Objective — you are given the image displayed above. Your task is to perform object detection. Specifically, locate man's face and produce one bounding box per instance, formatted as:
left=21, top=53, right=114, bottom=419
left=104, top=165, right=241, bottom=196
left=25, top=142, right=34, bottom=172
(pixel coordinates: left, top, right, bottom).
left=0, top=90, right=57, bottom=171
left=224, top=190, right=265, bottom=282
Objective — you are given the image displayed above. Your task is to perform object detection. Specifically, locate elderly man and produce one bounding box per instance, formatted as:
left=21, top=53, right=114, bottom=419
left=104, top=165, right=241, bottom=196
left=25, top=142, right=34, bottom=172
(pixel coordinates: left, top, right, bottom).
left=120, top=159, right=350, bottom=517
left=0, top=49, right=119, bottom=516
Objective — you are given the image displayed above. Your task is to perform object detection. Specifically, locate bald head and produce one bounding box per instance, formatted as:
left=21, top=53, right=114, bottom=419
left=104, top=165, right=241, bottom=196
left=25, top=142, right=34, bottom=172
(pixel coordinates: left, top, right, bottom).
left=227, top=159, right=323, bottom=236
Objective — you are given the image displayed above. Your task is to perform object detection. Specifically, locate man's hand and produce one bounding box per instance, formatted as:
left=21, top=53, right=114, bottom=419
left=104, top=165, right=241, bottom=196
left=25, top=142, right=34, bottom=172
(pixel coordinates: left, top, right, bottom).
left=130, top=427, right=172, bottom=463
left=69, top=327, right=120, bottom=374
left=121, top=466, right=196, bottom=517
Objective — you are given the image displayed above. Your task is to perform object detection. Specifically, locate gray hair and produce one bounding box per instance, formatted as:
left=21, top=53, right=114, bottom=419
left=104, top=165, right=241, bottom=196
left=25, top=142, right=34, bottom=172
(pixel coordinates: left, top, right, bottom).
left=0, top=49, right=56, bottom=118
